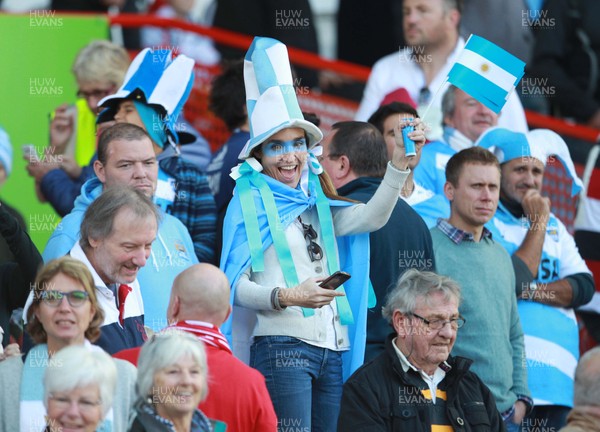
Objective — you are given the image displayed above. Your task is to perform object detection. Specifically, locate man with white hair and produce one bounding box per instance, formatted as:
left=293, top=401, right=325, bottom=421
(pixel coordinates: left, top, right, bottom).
left=478, top=127, right=596, bottom=430
left=338, top=269, right=504, bottom=431
left=43, top=123, right=198, bottom=334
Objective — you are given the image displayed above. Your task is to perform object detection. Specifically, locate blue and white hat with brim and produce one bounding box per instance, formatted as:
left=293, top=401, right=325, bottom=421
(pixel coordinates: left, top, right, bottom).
left=97, top=48, right=195, bottom=144
left=238, top=37, right=323, bottom=160
left=475, top=126, right=583, bottom=196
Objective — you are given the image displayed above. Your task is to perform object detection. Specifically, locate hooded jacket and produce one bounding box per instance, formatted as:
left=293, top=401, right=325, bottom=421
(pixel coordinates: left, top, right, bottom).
left=42, top=177, right=198, bottom=332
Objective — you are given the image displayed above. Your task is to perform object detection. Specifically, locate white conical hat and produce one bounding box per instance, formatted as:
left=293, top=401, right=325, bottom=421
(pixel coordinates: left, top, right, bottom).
left=238, top=37, right=323, bottom=159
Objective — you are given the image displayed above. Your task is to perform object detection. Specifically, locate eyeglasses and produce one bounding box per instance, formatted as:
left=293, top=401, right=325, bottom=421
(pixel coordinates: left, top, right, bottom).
left=410, top=312, right=465, bottom=330
left=299, top=218, right=323, bottom=262
left=316, top=153, right=340, bottom=163
left=39, top=290, right=90, bottom=308
left=49, top=393, right=102, bottom=413
left=76, top=86, right=115, bottom=101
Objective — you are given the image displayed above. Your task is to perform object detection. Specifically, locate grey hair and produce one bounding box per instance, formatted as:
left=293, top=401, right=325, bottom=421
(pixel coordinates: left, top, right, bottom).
left=574, top=346, right=600, bottom=406
left=441, top=85, right=458, bottom=121
left=136, top=330, right=209, bottom=402
left=72, top=40, right=130, bottom=87
left=43, top=345, right=117, bottom=417
left=382, top=269, right=461, bottom=325
left=79, top=187, right=160, bottom=251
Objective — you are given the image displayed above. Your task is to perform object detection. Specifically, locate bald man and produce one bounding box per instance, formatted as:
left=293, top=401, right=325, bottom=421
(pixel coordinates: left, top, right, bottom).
left=559, top=347, right=600, bottom=432
left=114, top=264, right=277, bottom=432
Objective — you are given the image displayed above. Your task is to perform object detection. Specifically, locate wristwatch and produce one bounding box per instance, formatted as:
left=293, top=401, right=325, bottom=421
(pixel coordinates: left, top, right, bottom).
left=527, top=281, right=538, bottom=300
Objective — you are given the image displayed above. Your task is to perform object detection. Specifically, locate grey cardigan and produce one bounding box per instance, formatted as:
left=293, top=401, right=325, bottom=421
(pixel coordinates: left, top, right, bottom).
left=0, top=353, right=137, bottom=432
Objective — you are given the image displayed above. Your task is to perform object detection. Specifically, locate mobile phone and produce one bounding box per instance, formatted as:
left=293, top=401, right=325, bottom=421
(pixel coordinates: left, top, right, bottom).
left=319, top=271, right=351, bottom=290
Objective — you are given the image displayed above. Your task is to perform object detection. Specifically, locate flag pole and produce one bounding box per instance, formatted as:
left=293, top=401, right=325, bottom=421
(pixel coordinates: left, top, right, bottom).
left=419, top=79, right=450, bottom=129
left=418, top=34, right=472, bottom=128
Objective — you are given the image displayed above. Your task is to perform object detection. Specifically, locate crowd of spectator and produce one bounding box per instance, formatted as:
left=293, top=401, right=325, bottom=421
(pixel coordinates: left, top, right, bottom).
left=1, top=0, right=599, bottom=431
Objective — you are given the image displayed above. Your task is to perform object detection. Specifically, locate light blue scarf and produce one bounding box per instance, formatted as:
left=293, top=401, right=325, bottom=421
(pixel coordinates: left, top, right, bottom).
left=220, top=161, right=374, bottom=380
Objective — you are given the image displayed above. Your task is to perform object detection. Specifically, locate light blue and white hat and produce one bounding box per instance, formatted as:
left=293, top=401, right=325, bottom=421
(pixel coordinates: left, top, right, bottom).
left=97, top=48, right=195, bottom=144
left=0, top=125, right=12, bottom=177
left=476, top=126, right=583, bottom=196
left=238, top=37, right=323, bottom=159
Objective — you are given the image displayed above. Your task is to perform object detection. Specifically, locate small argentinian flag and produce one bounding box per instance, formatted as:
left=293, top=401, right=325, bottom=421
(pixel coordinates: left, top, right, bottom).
left=447, top=34, right=526, bottom=114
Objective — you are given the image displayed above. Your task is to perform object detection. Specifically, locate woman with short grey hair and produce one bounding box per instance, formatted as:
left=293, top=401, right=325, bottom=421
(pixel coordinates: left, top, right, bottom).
left=43, top=345, right=118, bottom=432
left=129, top=331, right=212, bottom=432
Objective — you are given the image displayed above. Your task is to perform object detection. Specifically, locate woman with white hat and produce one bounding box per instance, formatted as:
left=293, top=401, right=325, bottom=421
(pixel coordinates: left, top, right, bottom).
left=220, top=37, right=425, bottom=431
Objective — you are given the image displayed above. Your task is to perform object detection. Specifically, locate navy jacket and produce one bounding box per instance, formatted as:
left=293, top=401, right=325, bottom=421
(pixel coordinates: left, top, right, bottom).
left=337, top=177, right=435, bottom=361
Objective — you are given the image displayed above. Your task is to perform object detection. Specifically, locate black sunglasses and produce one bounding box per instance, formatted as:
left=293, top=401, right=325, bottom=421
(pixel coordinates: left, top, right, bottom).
left=299, top=218, right=323, bottom=262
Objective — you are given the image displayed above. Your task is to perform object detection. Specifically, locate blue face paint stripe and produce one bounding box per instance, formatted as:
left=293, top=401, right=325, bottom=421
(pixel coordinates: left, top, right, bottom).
left=262, top=138, right=307, bottom=157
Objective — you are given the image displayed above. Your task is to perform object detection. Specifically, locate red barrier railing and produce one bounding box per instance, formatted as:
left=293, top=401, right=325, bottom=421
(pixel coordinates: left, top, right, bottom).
left=108, top=14, right=371, bottom=82
left=526, top=110, right=600, bottom=143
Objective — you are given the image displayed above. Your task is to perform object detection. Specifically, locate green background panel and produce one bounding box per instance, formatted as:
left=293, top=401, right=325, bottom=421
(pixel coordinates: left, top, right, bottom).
left=0, top=13, right=109, bottom=251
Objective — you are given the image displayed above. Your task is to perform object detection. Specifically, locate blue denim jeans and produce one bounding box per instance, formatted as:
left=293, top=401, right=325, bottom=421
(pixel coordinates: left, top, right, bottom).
left=505, top=405, right=570, bottom=432
left=505, top=418, right=521, bottom=432
left=522, top=406, right=570, bottom=431
left=250, top=336, right=343, bottom=432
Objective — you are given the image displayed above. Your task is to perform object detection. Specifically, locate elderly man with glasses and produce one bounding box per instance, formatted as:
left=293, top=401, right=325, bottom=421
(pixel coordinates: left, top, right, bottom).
left=338, top=269, right=504, bottom=431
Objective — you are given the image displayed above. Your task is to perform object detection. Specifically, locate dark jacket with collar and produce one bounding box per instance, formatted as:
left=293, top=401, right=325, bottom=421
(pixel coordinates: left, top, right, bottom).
left=337, top=177, right=435, bottom=361
left=129, top=400, right=212, bottom=432
left=338, top=334, right=505, bottom=432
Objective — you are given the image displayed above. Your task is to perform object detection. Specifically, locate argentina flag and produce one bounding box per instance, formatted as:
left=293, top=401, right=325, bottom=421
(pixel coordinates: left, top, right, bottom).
left=447, top=34, right=525, bottom=114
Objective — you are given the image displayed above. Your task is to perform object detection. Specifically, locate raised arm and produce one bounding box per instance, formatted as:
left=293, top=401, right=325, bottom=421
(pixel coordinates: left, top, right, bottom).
left=333, top=119, right=425, bottom=236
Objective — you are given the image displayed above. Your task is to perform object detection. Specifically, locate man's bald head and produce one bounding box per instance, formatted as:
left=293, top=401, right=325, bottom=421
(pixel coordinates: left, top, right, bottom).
left=574, top=346, right=600, bottom=407
left=167, top=264, right=231, bottom=326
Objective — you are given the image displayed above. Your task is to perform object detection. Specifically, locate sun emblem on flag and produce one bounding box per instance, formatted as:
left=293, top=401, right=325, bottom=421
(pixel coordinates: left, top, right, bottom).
left=481, top=63, right=490, bottom=73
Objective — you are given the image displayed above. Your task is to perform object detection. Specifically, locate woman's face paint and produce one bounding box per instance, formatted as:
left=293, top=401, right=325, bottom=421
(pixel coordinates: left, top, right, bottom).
left=259, top=127, right=308, bottom=188
left=262, top=137, right=307, bottom=157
